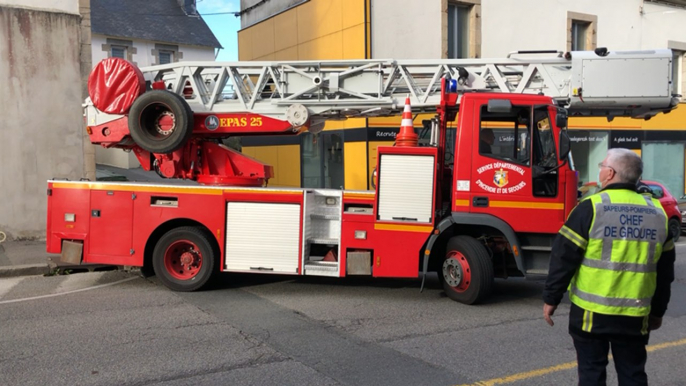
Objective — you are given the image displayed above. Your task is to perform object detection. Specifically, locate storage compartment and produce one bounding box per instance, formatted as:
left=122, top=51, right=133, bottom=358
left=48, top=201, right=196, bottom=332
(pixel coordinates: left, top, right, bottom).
left=377, top=154, right=434, bottom=223
left=225, top=202, right=301, bottom=273
left=347, top=251, right=372, bottom=275
left=302, top=190, right=342, bottom=277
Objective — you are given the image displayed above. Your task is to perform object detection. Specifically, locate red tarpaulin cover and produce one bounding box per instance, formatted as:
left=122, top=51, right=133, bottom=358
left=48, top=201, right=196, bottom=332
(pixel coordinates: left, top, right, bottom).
left=88, top=58, right=145, bottom=114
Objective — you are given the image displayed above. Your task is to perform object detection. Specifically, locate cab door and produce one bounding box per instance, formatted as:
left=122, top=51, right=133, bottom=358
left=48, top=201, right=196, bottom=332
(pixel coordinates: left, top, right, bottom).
left=470, top=99, right=564, bottom=233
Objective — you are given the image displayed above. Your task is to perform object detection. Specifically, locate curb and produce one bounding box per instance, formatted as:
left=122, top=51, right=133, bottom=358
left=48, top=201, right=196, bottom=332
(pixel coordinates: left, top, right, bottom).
left=0, top=263, right=51, bottom=278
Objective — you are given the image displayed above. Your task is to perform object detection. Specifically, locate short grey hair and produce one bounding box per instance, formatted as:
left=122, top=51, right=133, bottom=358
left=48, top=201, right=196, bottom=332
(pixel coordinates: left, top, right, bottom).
left=606, top=148, right=643, bottom=184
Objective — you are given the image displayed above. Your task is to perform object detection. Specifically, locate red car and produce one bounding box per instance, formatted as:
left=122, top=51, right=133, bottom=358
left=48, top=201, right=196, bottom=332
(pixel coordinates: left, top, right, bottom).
left=641, top=180, right=681, bottom=242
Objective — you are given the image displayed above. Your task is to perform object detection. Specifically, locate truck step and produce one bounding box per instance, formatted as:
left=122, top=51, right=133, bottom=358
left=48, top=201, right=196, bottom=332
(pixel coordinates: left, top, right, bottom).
left=308, top=238, right=339, bottom=245
left=310, top=213, right=340, bottom=220
left=520, top=245, right=552, bottom=252
left=304, top=261, right=339, bottom=277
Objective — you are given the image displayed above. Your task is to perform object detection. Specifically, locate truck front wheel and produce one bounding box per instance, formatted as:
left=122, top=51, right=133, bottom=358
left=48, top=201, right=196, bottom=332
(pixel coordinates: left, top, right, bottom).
left=441, top=236, right=494, bottom=305
left=152, top=227, right=216, bottom=291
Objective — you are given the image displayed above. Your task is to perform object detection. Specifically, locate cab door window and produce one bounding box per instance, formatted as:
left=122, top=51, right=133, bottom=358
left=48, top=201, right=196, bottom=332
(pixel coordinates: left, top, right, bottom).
left=479, top=105, right=531, bottom=166
left=531, top=106, right=558, bottom=197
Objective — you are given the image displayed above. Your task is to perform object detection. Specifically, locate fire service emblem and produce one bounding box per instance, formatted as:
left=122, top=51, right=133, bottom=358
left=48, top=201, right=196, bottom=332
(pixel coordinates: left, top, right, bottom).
left=493, top=168, right=509, bottom=188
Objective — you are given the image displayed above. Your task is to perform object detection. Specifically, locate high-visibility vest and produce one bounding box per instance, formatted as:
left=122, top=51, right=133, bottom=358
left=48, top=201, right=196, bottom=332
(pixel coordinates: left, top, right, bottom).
left=568, top=189, right=668, bottom=317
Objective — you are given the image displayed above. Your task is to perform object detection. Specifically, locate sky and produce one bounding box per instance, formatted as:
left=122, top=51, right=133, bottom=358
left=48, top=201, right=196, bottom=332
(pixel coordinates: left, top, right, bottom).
left=196, top=0, right=242, bottom=61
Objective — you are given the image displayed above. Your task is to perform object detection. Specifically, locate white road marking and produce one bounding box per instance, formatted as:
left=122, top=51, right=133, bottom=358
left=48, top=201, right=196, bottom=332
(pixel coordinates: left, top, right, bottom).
left=0, top=277, right=24, bottom=298
left=54, top=271, right=106, bottom=293
left=0, top=276, right=139, bottom=305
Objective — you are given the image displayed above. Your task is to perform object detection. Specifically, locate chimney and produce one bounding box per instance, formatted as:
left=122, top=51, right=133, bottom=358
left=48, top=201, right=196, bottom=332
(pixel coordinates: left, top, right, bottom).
left=177, top=0, right=197, bottom=16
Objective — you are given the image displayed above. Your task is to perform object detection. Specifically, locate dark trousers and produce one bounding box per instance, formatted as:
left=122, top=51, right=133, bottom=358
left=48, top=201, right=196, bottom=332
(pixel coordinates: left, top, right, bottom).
left=571, top=331, right=649, bottom=386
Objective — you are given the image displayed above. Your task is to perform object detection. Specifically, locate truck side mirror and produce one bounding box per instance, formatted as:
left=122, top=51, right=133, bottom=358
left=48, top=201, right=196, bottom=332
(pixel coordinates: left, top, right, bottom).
left=556, top=108, right=568, bottom=129
left=487, top=99, right=512, bottom=113
left=559, top=130, right=571, bottom=160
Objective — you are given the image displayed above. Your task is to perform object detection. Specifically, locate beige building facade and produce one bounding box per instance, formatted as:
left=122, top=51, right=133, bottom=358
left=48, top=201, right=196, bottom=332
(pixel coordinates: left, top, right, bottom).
left=0, top=0, right=91, bottom=239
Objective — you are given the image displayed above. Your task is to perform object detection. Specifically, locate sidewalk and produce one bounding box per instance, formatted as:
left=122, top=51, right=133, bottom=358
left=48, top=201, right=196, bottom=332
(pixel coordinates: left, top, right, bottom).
left=0, top=239, right=54, bottom=278
left=0, top=165, right=172, bottom=279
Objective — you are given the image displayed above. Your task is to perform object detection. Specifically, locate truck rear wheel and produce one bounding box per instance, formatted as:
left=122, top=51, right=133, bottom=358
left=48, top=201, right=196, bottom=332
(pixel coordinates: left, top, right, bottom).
left=441, top=235, right=493, bottom=304
left=128, top=90, right=194, bottom=154
left=152, top=227, right=216, bottom=291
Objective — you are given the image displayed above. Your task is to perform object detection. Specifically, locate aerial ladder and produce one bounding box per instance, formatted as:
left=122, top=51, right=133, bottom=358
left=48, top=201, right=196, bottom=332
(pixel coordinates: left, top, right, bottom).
left=85, top=48, right=679, bottom=186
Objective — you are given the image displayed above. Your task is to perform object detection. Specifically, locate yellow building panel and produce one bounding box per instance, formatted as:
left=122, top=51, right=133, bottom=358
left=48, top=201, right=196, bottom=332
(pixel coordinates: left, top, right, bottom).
left=367, top=141, right=387, bottom=184
left=344, top=141, right=368, bottom=190
left=238, top=29, right=253, bottom=60
left=273, top=10, right=298, bottom=51
left=298, top=31, right=343, bottom=60
left=251, top=19, right=275, bottom=59
left=274, top=46, right=299, bottom=61
left=368, top=113, right=435, bottom=128
left=276, top=145, right=301, bottom=187
left=568, top=104, right=686, bottom=130
left=343, top=24, right=366, bottom=59
left=342, top=0, right=366, bottom=29
left=641, top=104, right=686, bottom=130
left=297, top=0, right=343, bottom=44
left=323, top=118, right=366, bottom=131
left=242, top=145, right=301, bottom=187
left=255, top=53, right=276, bottom=61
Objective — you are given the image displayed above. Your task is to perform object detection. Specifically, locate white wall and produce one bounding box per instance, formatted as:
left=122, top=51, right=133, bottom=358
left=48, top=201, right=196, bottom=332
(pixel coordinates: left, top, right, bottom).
left=481, top=0, right=686, bottom=57
left=371, top=0, right=443, bottom=59
left=0, top=5, right=83, bottom=239
left=0, top=0, right=77, bottom=14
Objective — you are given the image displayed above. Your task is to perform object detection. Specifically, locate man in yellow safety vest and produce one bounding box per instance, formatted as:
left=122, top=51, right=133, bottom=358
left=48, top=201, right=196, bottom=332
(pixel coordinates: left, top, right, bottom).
left=543, top=148, right=676, bottom=386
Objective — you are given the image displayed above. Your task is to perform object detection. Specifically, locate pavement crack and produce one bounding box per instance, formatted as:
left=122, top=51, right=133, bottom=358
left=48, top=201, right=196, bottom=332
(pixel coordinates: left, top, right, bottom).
left=126, top=355, right=290, bottom=386
left=376, top=314, right=561, bottom=343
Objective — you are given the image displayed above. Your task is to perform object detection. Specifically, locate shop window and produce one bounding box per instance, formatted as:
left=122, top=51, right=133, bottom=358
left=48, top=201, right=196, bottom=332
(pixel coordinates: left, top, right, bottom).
left=569, top=131, right=609, bottom=197
left=301, top=132, right=344, bottom=189
left=479, top=105, right=531, bottom=167
left=567, top=12, right=597, bottom=52
left=642, top=142, right=685, bottom=198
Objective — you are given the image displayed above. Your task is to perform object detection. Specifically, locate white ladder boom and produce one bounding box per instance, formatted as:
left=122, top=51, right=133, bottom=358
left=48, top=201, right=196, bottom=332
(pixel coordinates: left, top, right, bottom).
left=140, top=49, right=679, bottom=121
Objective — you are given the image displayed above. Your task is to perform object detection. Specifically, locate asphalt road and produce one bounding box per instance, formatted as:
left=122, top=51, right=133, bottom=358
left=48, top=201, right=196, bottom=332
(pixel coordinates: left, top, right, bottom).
left=1, top=242, right=685, bottom=386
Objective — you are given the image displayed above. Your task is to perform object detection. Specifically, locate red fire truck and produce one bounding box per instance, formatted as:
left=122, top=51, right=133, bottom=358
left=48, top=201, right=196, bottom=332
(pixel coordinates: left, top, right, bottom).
left=47, top=49, right=679, bottom=304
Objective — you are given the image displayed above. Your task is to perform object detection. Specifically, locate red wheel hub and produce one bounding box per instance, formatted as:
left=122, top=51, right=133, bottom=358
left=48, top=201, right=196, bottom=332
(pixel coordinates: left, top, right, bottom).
left=156, top=111, right=176, bottom=136
left=443, top=251, right=471, bottom=292
left=164, top=240, right=202, bottom=280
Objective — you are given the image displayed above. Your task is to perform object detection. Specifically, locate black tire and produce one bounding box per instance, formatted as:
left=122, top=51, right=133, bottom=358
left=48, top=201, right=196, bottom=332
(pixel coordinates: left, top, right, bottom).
left=152, top=227, right=216, bottom=292
left=441, top=235, right=494, bottom=305
left=669, top=219, right=680, bottom=242
left=128, top=90, right=194, bottom=154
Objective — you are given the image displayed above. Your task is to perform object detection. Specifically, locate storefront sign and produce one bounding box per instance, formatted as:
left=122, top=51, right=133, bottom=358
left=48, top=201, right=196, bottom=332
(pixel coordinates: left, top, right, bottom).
left=370, top=128, right=399, bottom=140
left=610, top=131, right=642, bottom=149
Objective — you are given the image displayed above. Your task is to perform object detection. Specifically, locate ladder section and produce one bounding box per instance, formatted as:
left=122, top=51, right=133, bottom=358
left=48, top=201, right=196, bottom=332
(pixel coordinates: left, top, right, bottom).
left=302, top=190, right=342, bottom=277
left=140, top=49, right=677, bottom=120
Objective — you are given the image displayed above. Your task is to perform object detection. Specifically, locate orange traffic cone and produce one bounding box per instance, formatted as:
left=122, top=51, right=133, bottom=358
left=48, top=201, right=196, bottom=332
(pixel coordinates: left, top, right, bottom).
left=395, top=96, right=418, bottom=147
